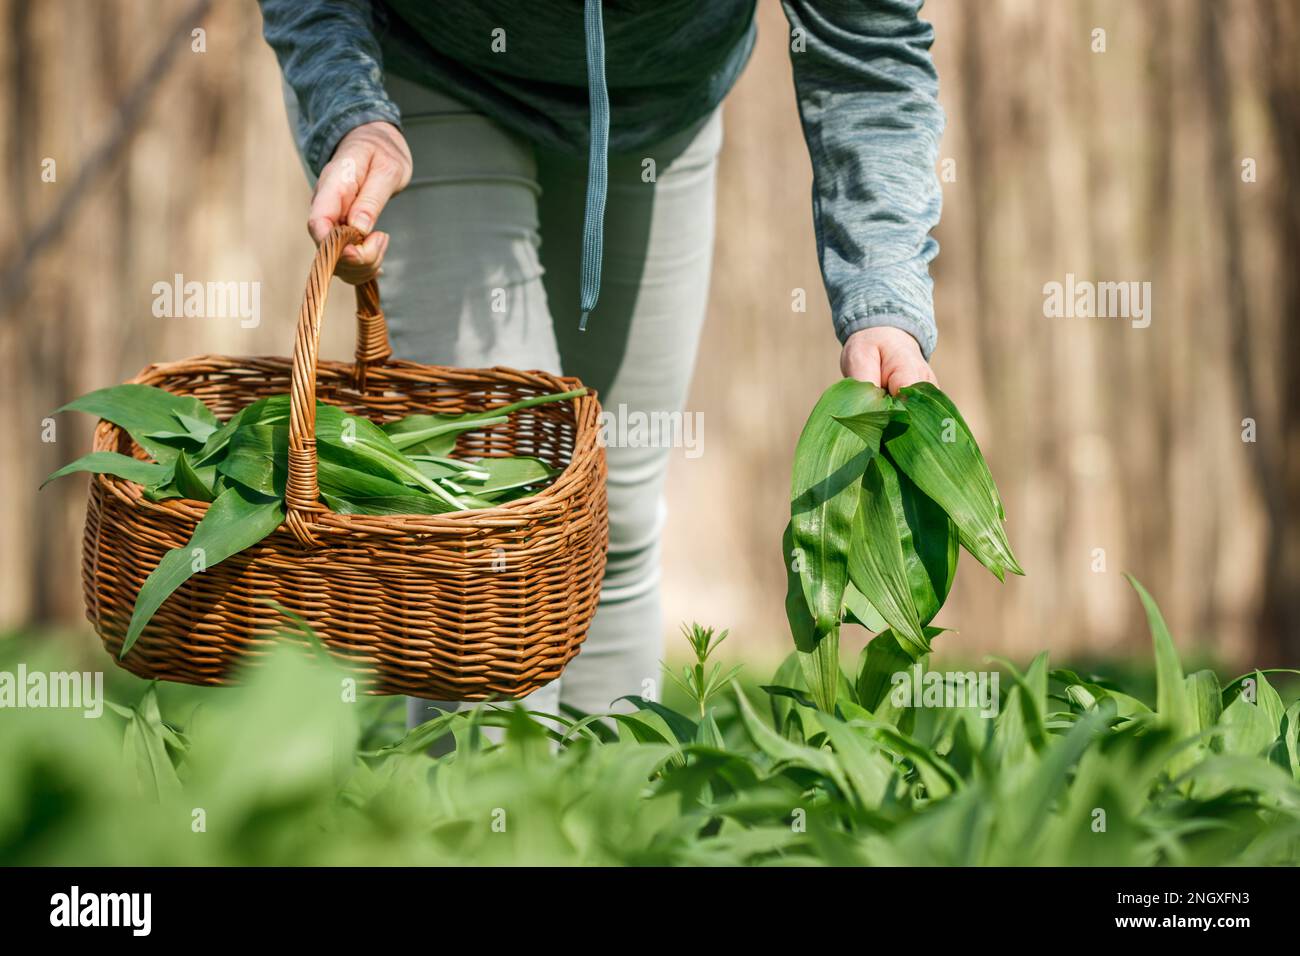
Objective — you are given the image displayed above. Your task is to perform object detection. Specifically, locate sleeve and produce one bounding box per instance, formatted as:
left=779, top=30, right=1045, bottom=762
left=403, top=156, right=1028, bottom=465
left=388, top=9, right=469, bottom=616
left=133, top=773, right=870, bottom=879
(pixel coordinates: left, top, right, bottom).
left=258, top=0, right=403, bottom=175
left=781, top=0, right=946, bottom=358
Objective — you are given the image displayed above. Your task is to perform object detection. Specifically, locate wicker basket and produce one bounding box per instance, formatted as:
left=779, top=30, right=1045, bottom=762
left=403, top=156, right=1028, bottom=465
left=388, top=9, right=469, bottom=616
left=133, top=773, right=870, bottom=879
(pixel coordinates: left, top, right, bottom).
left=81, top=225, right=608, bottom=700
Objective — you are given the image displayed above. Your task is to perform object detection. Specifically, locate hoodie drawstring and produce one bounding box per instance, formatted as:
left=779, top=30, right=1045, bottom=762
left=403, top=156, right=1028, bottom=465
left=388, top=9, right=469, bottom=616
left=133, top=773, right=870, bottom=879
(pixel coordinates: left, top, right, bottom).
left=579, top=0, right=608, bottom=332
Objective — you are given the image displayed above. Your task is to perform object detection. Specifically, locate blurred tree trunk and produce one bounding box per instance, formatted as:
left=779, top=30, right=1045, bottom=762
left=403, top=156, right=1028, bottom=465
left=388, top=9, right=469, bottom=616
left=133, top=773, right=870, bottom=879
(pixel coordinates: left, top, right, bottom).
left=1257, top=0, right=1300, bottom=663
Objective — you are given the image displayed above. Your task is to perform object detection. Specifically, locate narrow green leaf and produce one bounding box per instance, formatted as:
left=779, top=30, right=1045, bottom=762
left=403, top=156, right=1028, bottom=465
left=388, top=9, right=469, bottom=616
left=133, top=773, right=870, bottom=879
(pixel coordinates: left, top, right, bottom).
left=173, top=410, right=219, bottom=443
left=321, top=492, right=457, bottom=516
left=790, top=379, right=892, bottom=634
left=694, top=710, right=725, bottom=749
left=172, top=450, right=216, bottom=502
left=1280, top=702, right=1300, bottom=782
left=1128, top=575, right=1191, bottom=734
left=382, top=388, right=585, bottom=455
left=616, top=696, right=700, bottom=746
left=856, top=627, right=932, bottom=716
left=459, top=456, right=555, bottom=494
left=842, top=580, right=888, bottom=632
left=1005, top=710, right=1109, bottom=847
left=59, top=383, right=218, bottom=432
left=122, top=484, right=285, bottom=657
left=217, top=418, right=456, bottom=509
left=733, top=686, right=851, bottom=795
left=1051, top=668, right=1151, bottom=719
left=849, top=456, right=956, bottom=647
left=1217, top=696, right=1279, bottom=757
left=42, top=451, right=170, bottom=489
left=993, top=652, right=1050, bottom=755
left=1224, top=671, right=1287, bottom=733
left=812, top=710, right=892, bottom=809
left=383, top=414, right=508, bottom=456
left=58, top=384, right=218, bottom=465
left=121, top=685, right=183, bottom=800
left=193, top=395, right=291, bottom=465
left=316, top=406, right=465, bottom=509
left=217, top=423, right=285, bottom=497
left=831, top=393, right=903, bottom=450
left=409, top=458, right=469, bottom=482
left=884, top=382, right=1022, bottom=580
left=847, top=456, right=929, bottom=655
left=1185, top=670, right=1223, bottom=734
left=1128, top=575, right=1196, bottom=775
left=783, top=521, right=839, bottom=712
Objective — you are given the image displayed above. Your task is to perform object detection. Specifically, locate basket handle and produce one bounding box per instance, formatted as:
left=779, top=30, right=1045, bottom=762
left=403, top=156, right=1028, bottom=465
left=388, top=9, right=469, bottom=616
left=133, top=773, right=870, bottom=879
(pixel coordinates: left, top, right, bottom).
left=285, top=224, right=392, bottom=547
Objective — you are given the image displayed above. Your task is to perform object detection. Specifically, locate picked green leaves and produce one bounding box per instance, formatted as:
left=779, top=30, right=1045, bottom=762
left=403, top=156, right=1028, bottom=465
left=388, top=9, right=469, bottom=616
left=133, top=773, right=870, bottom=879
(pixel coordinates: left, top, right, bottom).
left=786, top=379, right=1021, bottom=710
left=122, top=484, right=285, bottom=657
left=884, top=383, right=1022, bottom=580
left=46, top=383, right=585, bottom=656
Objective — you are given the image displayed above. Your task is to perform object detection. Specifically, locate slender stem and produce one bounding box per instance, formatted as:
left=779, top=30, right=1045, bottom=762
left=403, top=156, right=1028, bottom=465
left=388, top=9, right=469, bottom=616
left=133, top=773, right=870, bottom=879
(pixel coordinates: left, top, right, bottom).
left=487, top=387, right=588, bottom=418
left=393, top=460, right=466, bottom=509
left=388, top=415, right=509, bottom=451
left=387, top=388, right=587, bottom=451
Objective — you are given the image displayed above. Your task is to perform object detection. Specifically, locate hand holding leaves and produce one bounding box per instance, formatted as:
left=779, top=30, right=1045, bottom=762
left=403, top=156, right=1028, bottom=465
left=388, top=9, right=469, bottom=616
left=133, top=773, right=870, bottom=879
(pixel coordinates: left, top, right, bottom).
left=786, top=380, right=1021, bottom=710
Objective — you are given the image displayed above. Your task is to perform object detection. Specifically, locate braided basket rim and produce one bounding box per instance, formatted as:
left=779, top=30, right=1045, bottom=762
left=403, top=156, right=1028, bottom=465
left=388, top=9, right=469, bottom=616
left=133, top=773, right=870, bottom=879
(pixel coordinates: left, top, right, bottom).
left=90, top=353, right=604, bottom=537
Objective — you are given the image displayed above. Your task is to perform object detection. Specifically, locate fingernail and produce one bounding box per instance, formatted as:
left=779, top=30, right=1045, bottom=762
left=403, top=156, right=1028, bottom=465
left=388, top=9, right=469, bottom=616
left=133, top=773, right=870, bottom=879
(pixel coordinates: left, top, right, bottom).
left=352, top=213, right=372, bottom=232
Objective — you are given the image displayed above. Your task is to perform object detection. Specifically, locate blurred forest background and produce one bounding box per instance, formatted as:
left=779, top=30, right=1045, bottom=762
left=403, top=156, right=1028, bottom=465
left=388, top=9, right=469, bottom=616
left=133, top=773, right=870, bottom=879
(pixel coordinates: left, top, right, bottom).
left=1, top=0, right=1297, bottom=669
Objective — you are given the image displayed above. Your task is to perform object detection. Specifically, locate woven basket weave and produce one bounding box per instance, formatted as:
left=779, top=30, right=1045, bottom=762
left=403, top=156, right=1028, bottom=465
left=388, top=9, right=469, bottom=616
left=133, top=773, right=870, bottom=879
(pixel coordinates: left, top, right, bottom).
left=80, top=225, right=608, bottom=700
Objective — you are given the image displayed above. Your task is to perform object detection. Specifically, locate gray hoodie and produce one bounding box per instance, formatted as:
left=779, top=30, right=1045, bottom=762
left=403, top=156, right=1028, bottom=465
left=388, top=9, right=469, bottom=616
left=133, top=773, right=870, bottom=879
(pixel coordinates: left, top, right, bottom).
left=259, top=0, right=945, bottom=356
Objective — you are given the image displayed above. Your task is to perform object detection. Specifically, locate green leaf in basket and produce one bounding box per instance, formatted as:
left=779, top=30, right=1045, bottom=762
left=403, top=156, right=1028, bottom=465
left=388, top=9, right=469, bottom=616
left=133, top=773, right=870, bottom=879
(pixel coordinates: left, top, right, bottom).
left=41, top=451, right=171, bottom=489
left=408, top=457, right=471, bottom=482
left=174, top=410, right=220, bottom=443
left=193, top=395, right=293, bottom=465
left=315, top=405, right=465, bottom=509
left=121, top=483, right=284, bottom=658
left=382, top=387, right=587, bottom=454
left=59, top=384, right=220, bottom=465
left=217, top=420, right=468, bottom=512
left=217, top=423, right=286, bottom=497
left=321, top=493, right=462, bottom=516
left=319, top=459, right=450, bottom=501
left=382, top=413, right=509, bottom=457
left=172, top=450, right=217, bottom=502
left=141, top=429, right=203, bottom=447
left=459, top=456, right=556, bottom=496
left=146, top=412, right=219, bottom=450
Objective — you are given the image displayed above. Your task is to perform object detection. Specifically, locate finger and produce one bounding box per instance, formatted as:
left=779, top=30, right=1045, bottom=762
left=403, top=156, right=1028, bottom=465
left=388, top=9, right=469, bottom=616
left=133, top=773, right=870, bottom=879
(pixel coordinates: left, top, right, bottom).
left=883, top=357, right=933, bottom=395
left=346, top=153, right=406, bottom=234
left=841, top=342, right=881, bottom=386
left=338, top=228, right=381, bottom=263
left=334, top=232, right=389, bottom=285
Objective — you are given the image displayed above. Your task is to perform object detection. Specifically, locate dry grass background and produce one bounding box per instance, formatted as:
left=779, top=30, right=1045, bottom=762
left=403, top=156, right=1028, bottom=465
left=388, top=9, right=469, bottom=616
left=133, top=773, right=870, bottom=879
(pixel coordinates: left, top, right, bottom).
left=3, top=0, right=1297, bottom=671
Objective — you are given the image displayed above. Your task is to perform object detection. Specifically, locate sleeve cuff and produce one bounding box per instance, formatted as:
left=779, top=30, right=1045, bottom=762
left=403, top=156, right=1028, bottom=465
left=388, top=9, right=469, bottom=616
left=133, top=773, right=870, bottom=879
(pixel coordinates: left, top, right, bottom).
left=306, top=101, right=404, bottom=176
left=835, top=307, right=937, bottom=360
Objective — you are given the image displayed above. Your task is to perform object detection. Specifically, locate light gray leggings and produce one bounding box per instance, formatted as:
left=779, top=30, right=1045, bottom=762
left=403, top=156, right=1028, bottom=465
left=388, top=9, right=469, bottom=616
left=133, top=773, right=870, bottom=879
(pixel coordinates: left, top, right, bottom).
left=288, top=76, right=721, bottom=723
